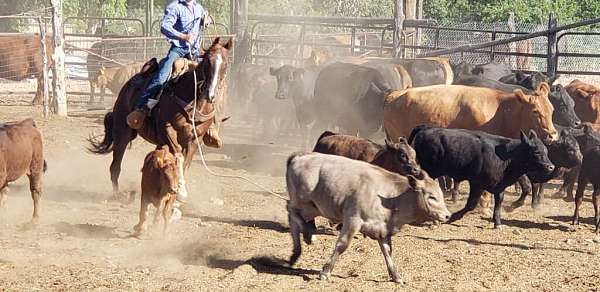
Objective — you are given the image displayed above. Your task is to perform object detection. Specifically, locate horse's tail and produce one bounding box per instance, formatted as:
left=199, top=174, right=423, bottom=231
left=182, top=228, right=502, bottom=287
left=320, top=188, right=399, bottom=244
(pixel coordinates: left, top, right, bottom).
left=87, top=112, right=115, bottom=155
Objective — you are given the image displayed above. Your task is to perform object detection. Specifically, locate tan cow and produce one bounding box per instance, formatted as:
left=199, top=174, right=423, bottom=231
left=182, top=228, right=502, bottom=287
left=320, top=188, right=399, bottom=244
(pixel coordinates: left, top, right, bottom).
left=286, top=152, right=450, bottom=283
left=89, top=63, right=143, bottom=104
left=133, top=147, right=179, bottom=237
left=565, top=79, right=600, bottom=124
left=383, top=82, right=558, bottom=142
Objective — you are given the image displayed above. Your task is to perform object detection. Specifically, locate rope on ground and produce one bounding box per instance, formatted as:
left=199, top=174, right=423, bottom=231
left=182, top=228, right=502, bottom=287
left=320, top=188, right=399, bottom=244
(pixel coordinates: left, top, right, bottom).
left=187, top=45, right=289, bottom=202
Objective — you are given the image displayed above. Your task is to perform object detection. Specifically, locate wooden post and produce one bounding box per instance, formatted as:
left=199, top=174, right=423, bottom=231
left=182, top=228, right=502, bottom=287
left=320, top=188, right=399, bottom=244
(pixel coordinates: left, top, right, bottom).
left=393, top=0, right=405, bottom=59
left=38, top=17, right=50, bottom=119
left=547, top=13, right=558, bottom=77
left=231, top=0, right=248, bottom=63
left=50, top=0, right=67, bottom=116
left=507, top=13, right=516, bottom=68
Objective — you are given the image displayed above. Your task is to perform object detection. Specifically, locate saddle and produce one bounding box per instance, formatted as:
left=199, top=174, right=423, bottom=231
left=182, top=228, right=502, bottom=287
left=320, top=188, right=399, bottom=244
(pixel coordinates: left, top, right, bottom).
left=127, top=58, right=222, bottom=148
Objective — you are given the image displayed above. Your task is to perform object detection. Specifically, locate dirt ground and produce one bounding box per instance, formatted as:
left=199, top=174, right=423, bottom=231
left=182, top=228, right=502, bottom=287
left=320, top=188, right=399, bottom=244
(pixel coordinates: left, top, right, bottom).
left=0, top=93, right=600, bottom=292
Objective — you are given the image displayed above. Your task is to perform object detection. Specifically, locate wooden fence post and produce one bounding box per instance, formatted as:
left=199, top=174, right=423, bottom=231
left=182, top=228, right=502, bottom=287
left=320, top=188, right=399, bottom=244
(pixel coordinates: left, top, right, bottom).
left=50, top=0, right=67, bottom=116
left=393, top=0, right=405, bottom=59
left=547, top=13, right=558, bottom=77
left=37, top=17, right=50, bottom=119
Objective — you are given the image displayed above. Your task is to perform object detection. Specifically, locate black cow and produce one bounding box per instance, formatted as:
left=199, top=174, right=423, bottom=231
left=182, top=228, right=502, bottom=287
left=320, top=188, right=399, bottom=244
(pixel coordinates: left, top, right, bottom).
left=548, top=84, right=581, bottom=128
left=573, top=124, right=600, bottom=234
left=509, top=129, right=582, bottom=210
left=409, top=125, right=555, bottom=228
left=555, top=124, right=600, bottom=201
left=270, top=64, right=323, bottom=148
left=499, top=71, right=559, bottom=90
left=312, top=62, right=391, bottom=138
left=472, top=62, right=512, bottom=81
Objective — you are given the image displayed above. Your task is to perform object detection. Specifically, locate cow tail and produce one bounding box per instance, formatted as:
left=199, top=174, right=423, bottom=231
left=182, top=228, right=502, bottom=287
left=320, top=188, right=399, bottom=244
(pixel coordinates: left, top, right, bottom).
left=43, top=160, right=48, bottom=173
left=383, top=88, right=409, bottom=105
left=408, top=124, right=433, bottom=145
left=87, top=112, right=115, bottom=154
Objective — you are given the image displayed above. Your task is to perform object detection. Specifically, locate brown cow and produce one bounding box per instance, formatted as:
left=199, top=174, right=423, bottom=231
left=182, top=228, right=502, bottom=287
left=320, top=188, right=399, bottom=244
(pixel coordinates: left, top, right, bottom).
left=313, top=130, right=421, bottom=177
left=383, top=83, right=558, bottom=142
left=565, top=79, right=600, bottom=124
left=133, top=147, right=178, bottom=237
left=0, top=119, right=46, bottom=225
left=89, top=63, right=143, bottom=104
left=0, top=35, right=53, bottom=105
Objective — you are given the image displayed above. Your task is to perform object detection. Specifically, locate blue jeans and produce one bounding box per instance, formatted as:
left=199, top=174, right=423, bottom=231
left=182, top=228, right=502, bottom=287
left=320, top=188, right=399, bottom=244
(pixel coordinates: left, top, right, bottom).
left=136, top=46, right=192, bottom=109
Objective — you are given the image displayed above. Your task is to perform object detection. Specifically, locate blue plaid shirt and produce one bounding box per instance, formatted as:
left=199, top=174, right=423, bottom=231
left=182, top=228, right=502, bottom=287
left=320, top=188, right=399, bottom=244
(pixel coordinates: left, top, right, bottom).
left=160, top=0, right=206, bottom=51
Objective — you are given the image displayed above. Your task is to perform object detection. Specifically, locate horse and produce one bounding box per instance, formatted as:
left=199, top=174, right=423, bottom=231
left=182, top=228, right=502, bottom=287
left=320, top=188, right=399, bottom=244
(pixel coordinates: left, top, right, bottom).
left=88, top=37, right=232, bottom=201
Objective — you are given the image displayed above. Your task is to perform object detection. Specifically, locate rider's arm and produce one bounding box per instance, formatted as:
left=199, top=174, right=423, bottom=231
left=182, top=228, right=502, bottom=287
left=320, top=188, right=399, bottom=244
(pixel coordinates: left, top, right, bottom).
left=160, top=6, right=185, bottom=41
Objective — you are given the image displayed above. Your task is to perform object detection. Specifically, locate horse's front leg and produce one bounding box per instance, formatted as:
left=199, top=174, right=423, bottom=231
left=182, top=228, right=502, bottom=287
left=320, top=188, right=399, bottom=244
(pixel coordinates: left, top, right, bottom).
left=164, top=123, right=187, bottom=222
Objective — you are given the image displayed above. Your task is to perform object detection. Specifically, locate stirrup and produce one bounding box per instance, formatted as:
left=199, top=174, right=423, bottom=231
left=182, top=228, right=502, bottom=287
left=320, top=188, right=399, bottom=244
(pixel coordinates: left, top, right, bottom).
left=126, top=108, right=148, bottom=130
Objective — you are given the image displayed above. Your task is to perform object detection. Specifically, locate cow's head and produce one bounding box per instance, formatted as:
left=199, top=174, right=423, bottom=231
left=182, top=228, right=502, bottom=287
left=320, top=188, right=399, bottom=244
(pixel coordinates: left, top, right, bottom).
left=408, top=173, right=451, bottom=223
left=549, top=84, right=580, bottom=128
left=518, top=130, right=555, bottom=183
left=567, top=80, right=600, bottom=123
left=382, top=137, right=422, bottom=178
left=546, top=129, right=582, bottom=169
left=515, top=82, right=558, bottom=142
left=270, top=65, right=304, bottom=100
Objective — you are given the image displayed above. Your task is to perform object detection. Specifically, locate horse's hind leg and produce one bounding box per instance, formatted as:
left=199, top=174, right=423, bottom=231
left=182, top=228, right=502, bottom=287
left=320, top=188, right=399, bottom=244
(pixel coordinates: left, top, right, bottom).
left=110, top=130, right=135, bottom=200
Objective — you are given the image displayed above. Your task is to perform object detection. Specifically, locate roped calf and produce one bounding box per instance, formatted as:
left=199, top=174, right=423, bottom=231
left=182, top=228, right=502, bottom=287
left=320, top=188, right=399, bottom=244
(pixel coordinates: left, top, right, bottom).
left=133, top=147, right=179, bottom=237
left=313, top=130, right=421, bottom=177
left=408, top=125, right=555, bottom=228
left=0, top=119, right=46, bottom=225
left=286, top=152, right=450, bottom=283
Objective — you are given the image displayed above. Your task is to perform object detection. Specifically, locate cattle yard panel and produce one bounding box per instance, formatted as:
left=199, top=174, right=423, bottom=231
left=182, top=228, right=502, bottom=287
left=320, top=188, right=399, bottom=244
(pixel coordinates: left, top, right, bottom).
left=245, top=15, right=434, bottom=65
left=0, top=16, right=48, bottom=105
left=408, top=16, right=600, bottom=79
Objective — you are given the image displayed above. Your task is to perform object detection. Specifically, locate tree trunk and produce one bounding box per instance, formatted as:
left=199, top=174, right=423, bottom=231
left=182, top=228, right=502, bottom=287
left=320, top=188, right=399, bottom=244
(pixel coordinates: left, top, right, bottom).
left=50, top=0, right=67, bottom=116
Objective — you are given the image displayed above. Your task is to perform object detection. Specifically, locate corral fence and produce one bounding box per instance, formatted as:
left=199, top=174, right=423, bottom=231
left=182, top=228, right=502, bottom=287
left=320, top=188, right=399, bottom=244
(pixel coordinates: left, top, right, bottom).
left=245, top=14, right=434, bottom=65
left=409, top=15, right=600, bottom=80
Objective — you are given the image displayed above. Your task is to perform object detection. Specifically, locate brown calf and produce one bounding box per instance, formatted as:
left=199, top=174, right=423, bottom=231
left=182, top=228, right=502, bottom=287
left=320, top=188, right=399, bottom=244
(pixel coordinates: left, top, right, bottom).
left=0, top=119, right=45, bottom=224
left=313, top=130, right=422, bottom=177
left=133, top=147, right=179, bottom=236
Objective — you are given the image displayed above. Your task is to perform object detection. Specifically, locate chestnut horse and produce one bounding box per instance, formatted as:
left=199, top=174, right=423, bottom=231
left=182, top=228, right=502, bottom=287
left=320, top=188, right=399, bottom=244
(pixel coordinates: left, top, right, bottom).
left=89, top=37, right=232, bottom=199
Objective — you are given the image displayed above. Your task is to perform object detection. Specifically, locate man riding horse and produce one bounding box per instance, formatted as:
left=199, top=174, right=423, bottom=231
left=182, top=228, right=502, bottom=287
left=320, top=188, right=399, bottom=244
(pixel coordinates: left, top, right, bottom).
left=124, top=0, right=222, bottom=221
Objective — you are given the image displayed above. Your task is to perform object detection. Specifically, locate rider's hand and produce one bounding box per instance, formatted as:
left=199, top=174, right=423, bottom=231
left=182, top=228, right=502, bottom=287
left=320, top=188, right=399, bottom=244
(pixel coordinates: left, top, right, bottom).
left=180, top=33, right=195, bottom=43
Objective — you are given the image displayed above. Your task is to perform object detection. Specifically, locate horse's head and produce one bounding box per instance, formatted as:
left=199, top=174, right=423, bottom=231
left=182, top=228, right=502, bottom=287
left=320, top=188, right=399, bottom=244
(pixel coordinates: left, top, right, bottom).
left=198, top=37, right=232, bottom=102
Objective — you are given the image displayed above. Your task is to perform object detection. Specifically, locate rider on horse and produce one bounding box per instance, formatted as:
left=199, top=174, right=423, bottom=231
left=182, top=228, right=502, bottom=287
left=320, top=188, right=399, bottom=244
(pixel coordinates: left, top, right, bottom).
left=126, top=0, right=217, bottom=221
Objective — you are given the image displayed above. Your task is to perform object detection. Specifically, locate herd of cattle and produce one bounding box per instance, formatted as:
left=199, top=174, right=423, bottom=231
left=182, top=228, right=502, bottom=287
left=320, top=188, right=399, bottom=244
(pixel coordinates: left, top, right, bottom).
left=6, top=34, right=600, bottom=283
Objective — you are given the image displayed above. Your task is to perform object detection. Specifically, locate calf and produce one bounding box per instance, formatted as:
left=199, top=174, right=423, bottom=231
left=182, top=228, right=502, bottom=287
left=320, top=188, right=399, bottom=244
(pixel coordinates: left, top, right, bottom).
left=0, top=119, right=46, bottom=225
left=286, top=152, right=450, bottom=283
left=409, top=126, right=555, bottom=228
left=510, top=129, right=582, bottom=210
left=133, top=147, right=179, bottom=237
left=572, top=124, right=600, bottom=234
left=549, top=84, right=581, bottom=128
left=313, top=131, right=421, bottom=177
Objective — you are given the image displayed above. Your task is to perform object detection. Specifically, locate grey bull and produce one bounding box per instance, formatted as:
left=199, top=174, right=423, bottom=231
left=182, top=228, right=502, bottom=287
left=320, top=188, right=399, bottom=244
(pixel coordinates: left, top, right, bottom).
left=285, top=152, right=451, bottom=283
